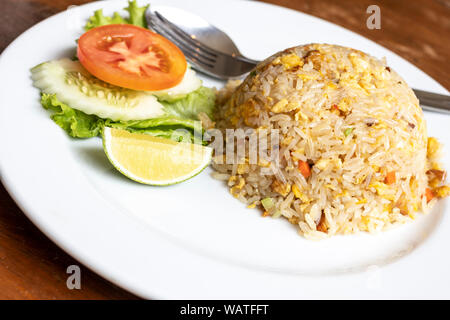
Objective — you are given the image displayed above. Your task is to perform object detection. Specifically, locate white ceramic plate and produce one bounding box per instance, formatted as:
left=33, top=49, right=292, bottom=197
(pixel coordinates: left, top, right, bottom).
left=0, top=0, right=449, bottom=299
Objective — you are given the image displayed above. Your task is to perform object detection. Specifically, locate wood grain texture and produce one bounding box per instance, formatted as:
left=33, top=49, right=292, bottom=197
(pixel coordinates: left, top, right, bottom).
left=0, top=0, right=448, bottom=299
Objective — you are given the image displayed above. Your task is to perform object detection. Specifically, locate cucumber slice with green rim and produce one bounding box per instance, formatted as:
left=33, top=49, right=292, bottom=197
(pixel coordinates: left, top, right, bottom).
left=31, top=59, right=164, bottom=121
left=152, top=67, right=202, bottom=101
left=31, top=59, right=202, bottom=121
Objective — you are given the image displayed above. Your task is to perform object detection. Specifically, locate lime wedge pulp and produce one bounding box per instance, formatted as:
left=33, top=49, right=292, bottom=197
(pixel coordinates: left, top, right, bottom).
left=102, top=127, right=212, bottom=185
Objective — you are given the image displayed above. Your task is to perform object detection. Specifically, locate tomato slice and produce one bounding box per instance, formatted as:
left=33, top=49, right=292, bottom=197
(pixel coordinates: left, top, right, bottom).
left=77, top=24, right=187, bottom=91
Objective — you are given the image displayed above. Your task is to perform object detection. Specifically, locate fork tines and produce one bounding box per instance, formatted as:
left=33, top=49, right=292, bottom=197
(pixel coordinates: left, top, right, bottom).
left=149, top=11, right=219, bottom=68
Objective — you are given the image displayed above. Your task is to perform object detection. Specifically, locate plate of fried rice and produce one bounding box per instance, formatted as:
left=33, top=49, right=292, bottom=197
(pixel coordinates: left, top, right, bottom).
left=0, top=0, right=449, bottom=298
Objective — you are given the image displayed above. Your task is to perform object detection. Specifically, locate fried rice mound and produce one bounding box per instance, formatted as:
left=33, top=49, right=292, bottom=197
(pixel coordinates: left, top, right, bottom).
left=212, top=43, right=449, bottom=239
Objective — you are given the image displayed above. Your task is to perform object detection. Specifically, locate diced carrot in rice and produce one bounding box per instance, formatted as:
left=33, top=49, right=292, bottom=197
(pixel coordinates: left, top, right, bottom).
left=425, top=188, right=435, bottom=203
left=298, top=160, right=311, bottom=178
left=317, top=214, right=327, bottom=233
left=384, top=171, right=396, bottom=184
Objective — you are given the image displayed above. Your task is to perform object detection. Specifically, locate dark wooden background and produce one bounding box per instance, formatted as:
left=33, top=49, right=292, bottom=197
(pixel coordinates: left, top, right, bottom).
left=0, top=0, right=449, bottom=299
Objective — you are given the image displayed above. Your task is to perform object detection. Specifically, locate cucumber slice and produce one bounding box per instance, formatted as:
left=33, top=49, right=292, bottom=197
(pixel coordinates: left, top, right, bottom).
left=31, top=59, right=167, bottom=121
left=31, top=59, right=203, bottom=121
left=152, top=67, right=202, bottom=101
left=31, top=59, right=165, bottom=121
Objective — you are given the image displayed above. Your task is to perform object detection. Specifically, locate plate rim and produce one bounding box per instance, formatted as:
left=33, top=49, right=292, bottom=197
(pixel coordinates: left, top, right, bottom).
left=0, top=0, right=449, bottom=299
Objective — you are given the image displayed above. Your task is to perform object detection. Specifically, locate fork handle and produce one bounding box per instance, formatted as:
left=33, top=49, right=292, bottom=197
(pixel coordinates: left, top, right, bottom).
left=413, top=89, right=450, bottom=114
left=236, top=55, right=259, bottom=66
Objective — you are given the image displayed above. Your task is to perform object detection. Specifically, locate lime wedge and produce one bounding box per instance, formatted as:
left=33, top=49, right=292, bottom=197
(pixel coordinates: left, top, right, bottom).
left=102, top=127, right=212, bottom=185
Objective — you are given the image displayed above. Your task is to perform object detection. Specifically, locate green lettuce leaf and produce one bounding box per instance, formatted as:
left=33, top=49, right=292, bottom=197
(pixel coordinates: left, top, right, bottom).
left=85, top=0, right=149, bottom=30
left=106, top=116, right=198, bottom=131
left=159, top=86, right=216, bottom=120
left=105, top=117, right=200, bottom=143
left=84, top=11, right=127, bottom=30
left=41, top=93, right=103, bottom=138
left=40, top=87, right=214, bottom=144
left=116, top=127, right=195, bottom=143
left=124, top=0, right=149, bottom=28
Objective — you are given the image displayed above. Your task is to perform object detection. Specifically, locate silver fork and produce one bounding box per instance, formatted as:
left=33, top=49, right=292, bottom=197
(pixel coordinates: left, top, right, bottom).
left=146, top=8, right=450, bottom=114
left=146, top=10, right=258, bottom=79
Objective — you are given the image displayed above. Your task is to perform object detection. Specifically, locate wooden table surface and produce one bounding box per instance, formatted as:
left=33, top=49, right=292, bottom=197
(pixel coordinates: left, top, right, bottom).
left=0, top=0, right=449, bottom=299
